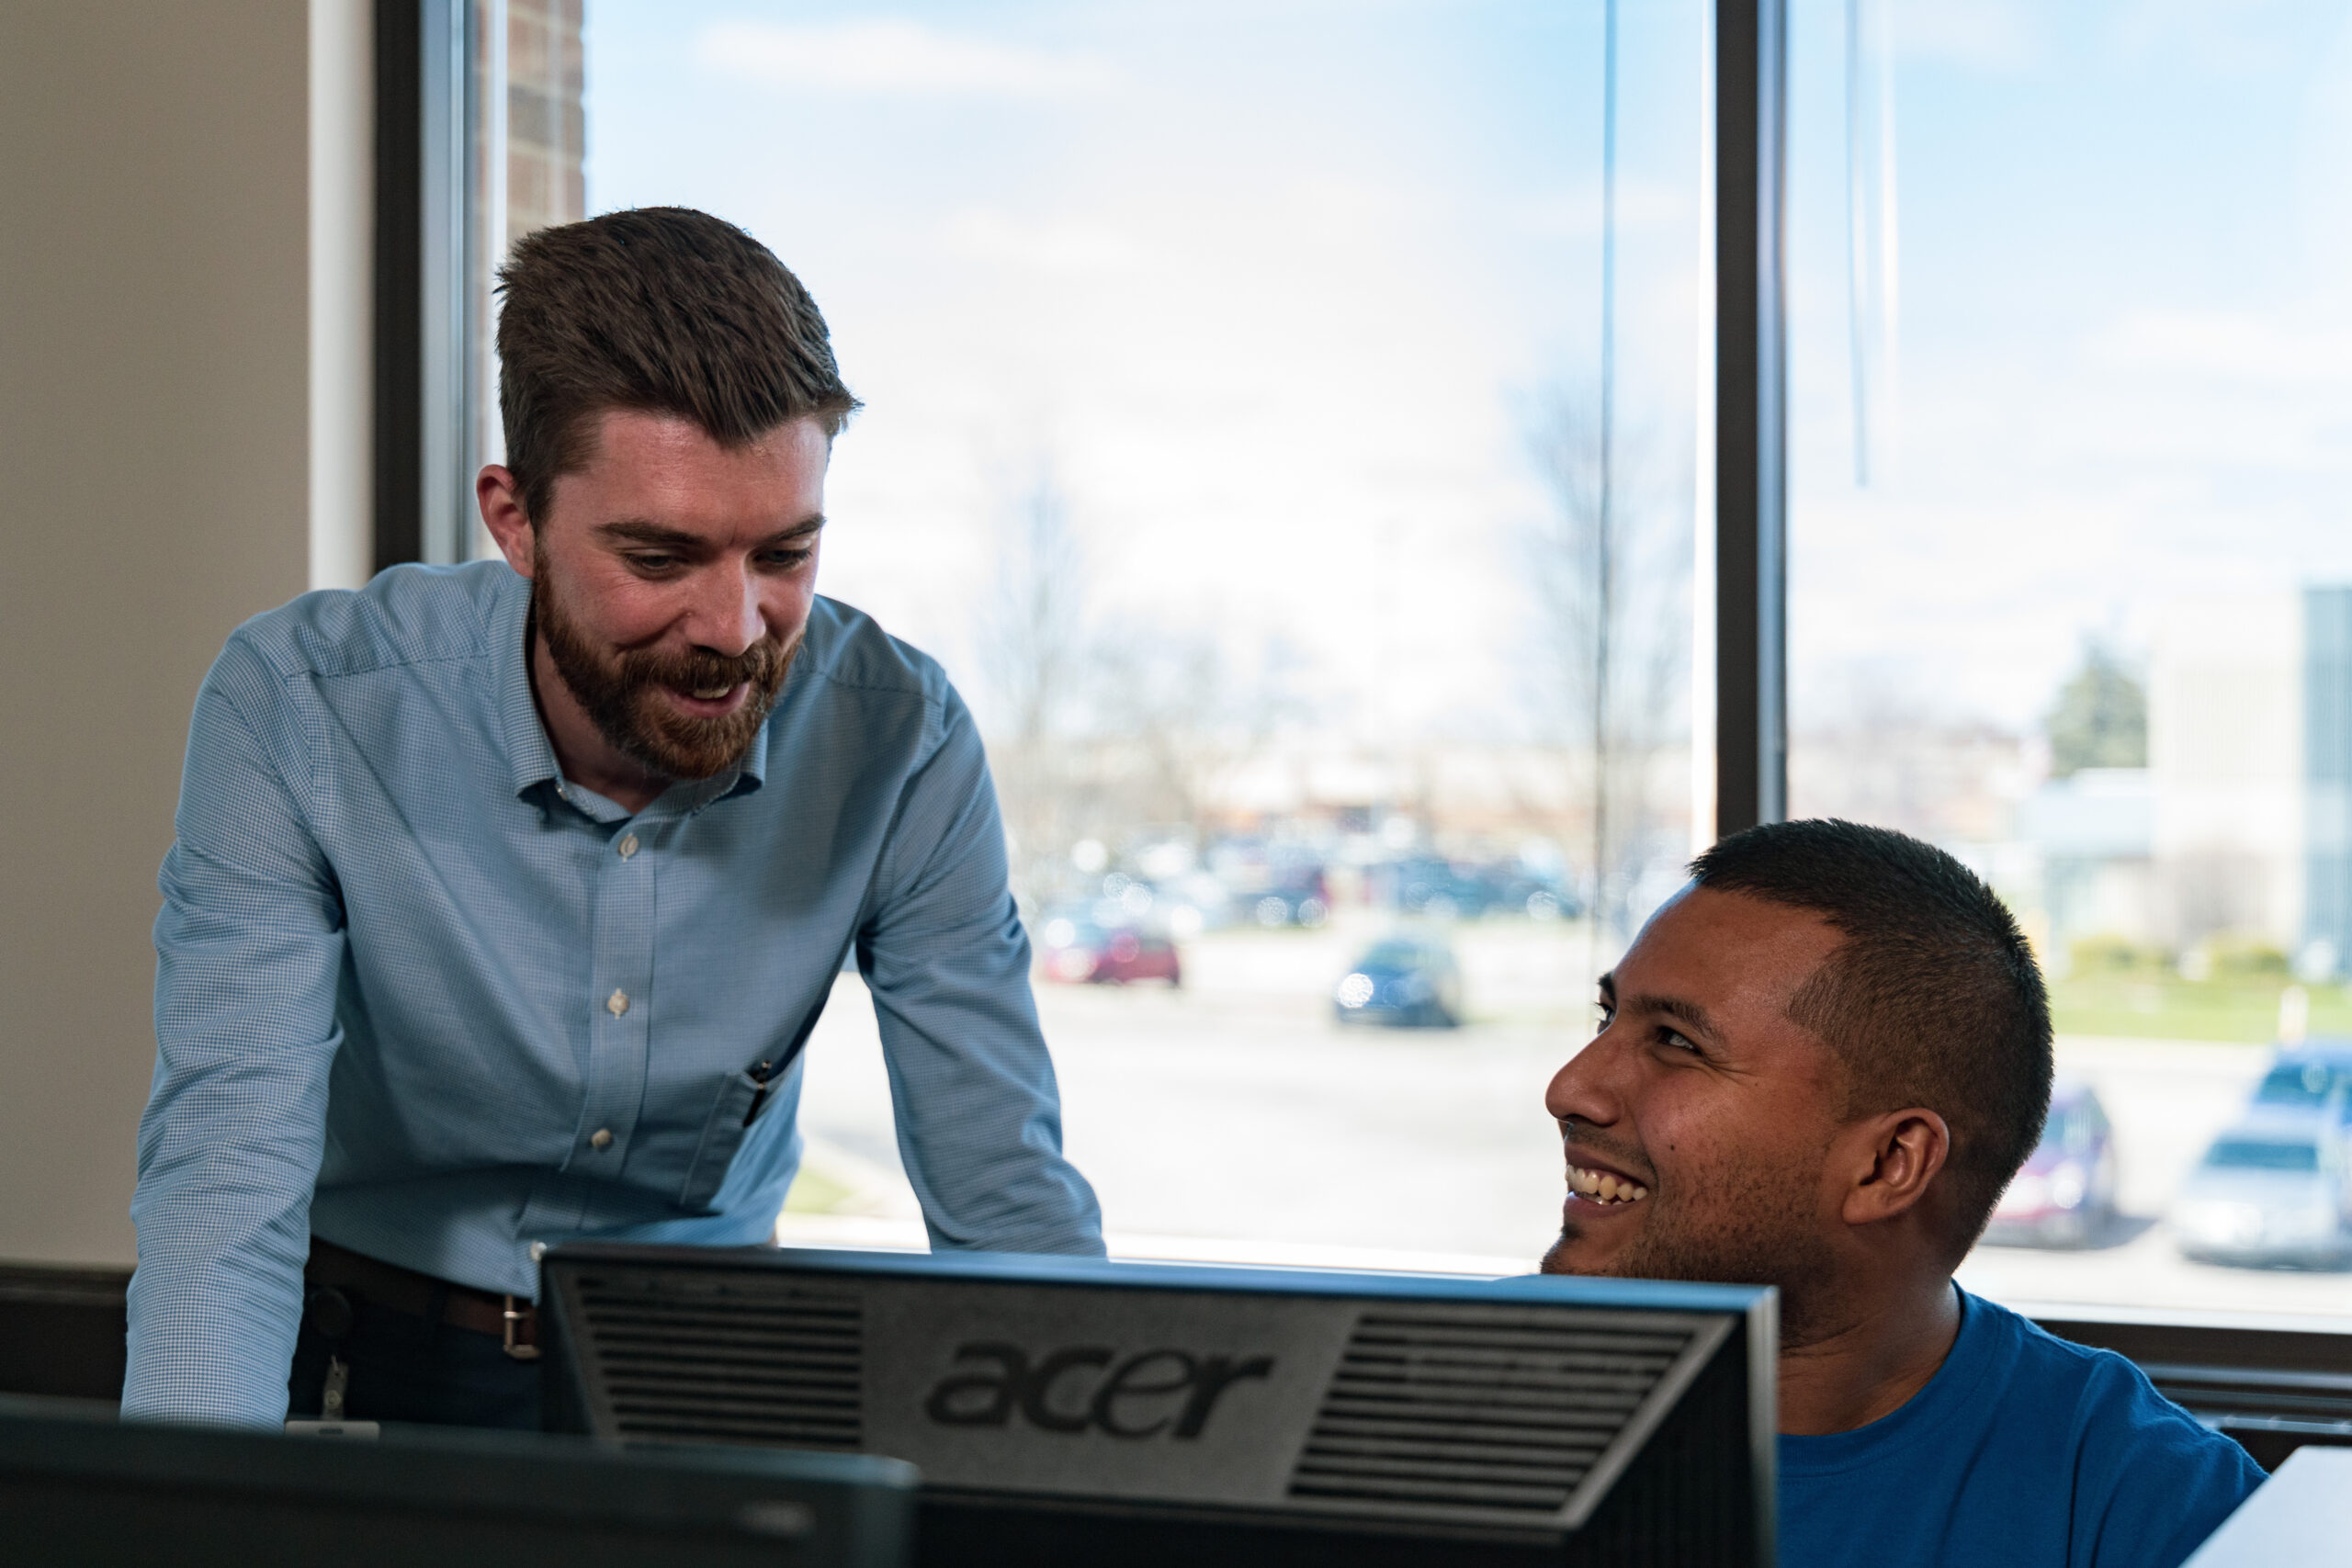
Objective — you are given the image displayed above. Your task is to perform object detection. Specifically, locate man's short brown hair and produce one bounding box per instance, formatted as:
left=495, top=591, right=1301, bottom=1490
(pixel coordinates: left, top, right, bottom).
left=495, top=207, right=861, bottom=525
left=1689, top=818, right=2054, bottom=1258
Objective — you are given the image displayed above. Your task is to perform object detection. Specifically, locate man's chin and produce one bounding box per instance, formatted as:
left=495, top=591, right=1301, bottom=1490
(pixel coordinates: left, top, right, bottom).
left=1538, top=1228, right=1614, bottom=1277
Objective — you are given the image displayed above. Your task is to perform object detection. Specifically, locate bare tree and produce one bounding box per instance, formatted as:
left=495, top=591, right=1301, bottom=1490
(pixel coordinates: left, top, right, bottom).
left=1521, top=393, right=1690, bottom=942
left=1088, top=626, right=1306, bottom=835
left=972, top=458, right=1094, bottom=903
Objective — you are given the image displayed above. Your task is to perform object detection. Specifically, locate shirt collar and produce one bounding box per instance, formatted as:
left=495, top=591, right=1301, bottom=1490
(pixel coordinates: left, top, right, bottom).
left=493, top=567, right=775, bottom=813
left=495, top=570, right=564, bottom=801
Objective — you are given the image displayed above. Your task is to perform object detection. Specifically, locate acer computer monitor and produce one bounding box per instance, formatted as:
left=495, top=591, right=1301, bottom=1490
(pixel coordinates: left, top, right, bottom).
left=0, top=1392, right=916, bottom=1567
left=538, top=1245, right=1777, bottom=1568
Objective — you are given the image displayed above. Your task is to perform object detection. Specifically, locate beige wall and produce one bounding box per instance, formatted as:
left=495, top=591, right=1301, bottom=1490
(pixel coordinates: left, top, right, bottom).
left=0, top=2, right=313, bottom=1263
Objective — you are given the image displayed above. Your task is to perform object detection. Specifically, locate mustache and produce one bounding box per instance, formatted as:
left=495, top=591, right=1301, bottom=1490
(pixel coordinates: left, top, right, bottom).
left=1559, top=1122, right=1657, bottom=1187
left=616, top=637, right=786, bottom=694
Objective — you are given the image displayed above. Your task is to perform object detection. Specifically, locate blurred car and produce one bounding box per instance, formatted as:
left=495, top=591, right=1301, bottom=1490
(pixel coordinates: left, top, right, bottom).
left=2170, top=1108, right=2350, bottom=1268
left=1983, top=1081, right=2119, bottom=1247
left=2248, top=1042, right=2352, bottom=1111
left=1036, top=911, right=1182, bottom=987
left=1387, top=857, right=1497, bottom=920
left=1249, top=868, right=1330, bottom=929
left=1332, top=936, right=1464, bottom=1029
left=1385, top=857, right=1580, bottom=921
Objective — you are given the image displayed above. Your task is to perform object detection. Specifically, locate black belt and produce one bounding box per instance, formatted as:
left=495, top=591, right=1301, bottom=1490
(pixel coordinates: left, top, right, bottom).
left=304, top=1237, right=540, bottom=1360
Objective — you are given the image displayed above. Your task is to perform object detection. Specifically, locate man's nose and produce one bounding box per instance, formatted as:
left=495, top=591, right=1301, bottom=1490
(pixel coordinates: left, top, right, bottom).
left=1545, top=1032, right=1625, bottom=1128
left=684, top=559, right=764, bottom=657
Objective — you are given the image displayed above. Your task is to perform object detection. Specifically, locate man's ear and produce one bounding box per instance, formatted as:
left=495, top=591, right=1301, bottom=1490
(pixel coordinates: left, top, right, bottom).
left=1837, top=1108, right=1951, bottom=1227
left=478, top=465, right=537, bottom=578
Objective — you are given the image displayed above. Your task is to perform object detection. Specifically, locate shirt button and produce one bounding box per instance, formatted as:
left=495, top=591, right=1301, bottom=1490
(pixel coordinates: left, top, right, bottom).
left=589, top=1128, right=614, bottom=1151
left=606, top=988, right=629, bottom=1018
left=617, top=834, right=639, bottom=859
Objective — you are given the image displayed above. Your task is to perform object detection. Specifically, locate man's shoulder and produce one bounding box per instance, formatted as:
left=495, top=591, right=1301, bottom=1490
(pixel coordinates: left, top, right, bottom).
left=1973, top=1294, right=2218, bottom=1439
left=1970, top=1294, right=2263, bottom=1556
left=799, top=596, right=956, bottom=706
left=221, top=561, right=514, bottom=685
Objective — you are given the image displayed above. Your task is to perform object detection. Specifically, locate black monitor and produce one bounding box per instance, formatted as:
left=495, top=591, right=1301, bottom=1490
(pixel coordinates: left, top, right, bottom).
left=538, top=1246, right=1777, bottom=1567
left=0, top=1392, right=915, bottom=1567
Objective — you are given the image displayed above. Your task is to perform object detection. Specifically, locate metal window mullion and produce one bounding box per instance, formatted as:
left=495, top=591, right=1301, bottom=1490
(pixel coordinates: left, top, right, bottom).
left=1713, top=0, right=1789, bottom=838
left=374, top=0, right=471, bottom=571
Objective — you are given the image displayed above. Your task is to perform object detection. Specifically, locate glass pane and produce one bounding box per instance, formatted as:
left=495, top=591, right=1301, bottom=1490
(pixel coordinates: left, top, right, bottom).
left=1787, top=1, right=2352, bottom=1315
left=466, top=0, right=590, bottom=558
left=558, top=0, right=1707, bottom=1263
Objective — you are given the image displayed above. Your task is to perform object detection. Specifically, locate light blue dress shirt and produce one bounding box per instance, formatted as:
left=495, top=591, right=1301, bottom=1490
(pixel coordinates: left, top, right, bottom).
left=124, top=561, right=1102, bottom=1426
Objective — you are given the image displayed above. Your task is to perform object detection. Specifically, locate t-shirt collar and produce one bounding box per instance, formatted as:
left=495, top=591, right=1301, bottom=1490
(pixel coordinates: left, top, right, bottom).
left=1776, top=1282, right=1994, bottom=1475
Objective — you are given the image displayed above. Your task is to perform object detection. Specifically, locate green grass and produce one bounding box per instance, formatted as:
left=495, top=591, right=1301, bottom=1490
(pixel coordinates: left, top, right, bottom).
left=2048, top=975, right=2352, bottom=1043
left=781, top=1163, right=859, bottom=1214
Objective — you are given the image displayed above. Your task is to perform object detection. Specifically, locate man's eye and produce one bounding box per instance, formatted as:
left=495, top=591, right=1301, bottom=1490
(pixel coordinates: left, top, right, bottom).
left=759, top=547, right=815, bottom=570
left=1658, top=1028, right=1701, bottom=1055
left=625, top=553, right=680, bottom=575
left=1594, top=1002, right=1615, bottom=1029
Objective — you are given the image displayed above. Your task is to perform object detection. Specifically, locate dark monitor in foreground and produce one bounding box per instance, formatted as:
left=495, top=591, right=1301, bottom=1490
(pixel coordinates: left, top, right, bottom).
left=539, top=1246, right=1777, bottom=1568
left=0, top=1393, right=915, bottom=1567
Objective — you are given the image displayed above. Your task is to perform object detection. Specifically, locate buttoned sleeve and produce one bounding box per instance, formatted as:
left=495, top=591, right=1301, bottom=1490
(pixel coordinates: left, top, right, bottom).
left=857, top=685, right=1105, bottom=1257
left=124, top=636, right=345, bottom=1426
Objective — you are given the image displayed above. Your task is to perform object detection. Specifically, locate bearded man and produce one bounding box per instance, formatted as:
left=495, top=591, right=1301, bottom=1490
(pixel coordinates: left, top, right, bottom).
left=1541, top=819, right=2261, bottom=1568
left=123, top=208, right=1102, bottom=1430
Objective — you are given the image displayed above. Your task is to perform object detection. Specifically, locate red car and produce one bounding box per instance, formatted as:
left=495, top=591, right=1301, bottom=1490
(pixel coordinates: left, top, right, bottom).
left=1984, top=1081, right=2119, bottom=1247
left=1036, top=913, right=1182, bottom=987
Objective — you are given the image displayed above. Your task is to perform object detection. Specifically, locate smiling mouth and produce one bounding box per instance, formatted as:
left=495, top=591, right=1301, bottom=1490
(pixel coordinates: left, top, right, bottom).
left=1565, top=1162, right=1651, bottom=1205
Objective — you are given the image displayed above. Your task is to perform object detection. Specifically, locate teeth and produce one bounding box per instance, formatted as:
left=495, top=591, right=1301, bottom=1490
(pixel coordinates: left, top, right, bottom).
left=691, top=684, right=733, bottom=700
left=1565, top=1163, right=1650, bottom=1204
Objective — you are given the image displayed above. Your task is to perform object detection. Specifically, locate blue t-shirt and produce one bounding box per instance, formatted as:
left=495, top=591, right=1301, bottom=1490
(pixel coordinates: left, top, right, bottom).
left=1780, top=1290, right=2264, bottom=1567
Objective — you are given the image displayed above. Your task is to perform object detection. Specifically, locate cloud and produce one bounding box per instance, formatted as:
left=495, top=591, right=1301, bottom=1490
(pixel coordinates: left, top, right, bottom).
left=694, top=18, right=1119, bottom=99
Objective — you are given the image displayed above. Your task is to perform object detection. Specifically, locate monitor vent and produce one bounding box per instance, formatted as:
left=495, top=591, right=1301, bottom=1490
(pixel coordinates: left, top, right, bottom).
left=571, top=1272, right=864, bottom=1449
left=1287, top=1308, right=1692, bottom=1519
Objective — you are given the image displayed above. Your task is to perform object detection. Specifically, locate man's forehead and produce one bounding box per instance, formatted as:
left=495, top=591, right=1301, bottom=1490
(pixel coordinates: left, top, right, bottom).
left=1612, top=884, right=1845, bottom=1017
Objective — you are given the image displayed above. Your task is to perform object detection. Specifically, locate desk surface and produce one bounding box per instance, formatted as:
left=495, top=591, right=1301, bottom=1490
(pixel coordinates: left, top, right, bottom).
left=2185, top=1446, right=2352, bottom=1565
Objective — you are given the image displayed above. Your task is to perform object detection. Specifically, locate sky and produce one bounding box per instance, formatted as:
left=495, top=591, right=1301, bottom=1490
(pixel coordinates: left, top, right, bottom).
left=1782, top=0, right=2352, bottom=734
left=581, top=0, right=1707, bottom=747
left=576, top=0, right=2352, bottom=759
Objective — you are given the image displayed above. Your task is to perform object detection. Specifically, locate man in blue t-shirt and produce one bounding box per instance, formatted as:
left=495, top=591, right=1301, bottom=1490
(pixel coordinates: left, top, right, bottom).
left=1539, top=819, right=2263, bottom=1567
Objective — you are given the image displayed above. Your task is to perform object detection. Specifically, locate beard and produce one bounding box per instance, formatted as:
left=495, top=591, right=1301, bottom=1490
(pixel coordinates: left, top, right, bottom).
left=1540, top=1134, right=1841, bottom=1348
left=531, top=543, right=798, bottom=783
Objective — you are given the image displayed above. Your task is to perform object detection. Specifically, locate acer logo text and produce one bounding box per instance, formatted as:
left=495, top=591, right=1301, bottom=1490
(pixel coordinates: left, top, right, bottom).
left=922, top=1342, right=1274, bottom=1439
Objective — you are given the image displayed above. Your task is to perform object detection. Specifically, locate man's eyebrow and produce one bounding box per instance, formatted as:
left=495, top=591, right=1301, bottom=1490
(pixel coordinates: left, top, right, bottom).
left=593, top=515, right=825, bottom=547
left=1597, top=971, right=1617, bottom=1001
left=1626, top=990, right=1718, bottom=1037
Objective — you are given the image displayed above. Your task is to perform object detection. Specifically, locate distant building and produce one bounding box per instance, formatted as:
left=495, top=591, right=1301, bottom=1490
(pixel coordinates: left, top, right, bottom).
left=2303, top=588, right=2352, bottom=976
left=2147, top=592, right=2304, bottom=953
left=2016, top=767, right=2154, bottom=945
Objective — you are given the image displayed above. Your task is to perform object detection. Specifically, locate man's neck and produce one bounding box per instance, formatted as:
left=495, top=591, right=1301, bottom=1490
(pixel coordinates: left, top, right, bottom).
left=1776, top=1274, right=1962, bottom=1436
left=528, top=630, right=670, bottom=815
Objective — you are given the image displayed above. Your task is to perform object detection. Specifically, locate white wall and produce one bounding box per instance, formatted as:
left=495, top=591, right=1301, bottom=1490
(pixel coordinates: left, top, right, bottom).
left=0, top=1, right=319, bottom=1264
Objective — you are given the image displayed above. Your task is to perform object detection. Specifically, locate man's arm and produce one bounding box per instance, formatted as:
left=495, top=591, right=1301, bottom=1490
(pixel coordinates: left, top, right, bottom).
left=124, top=639, right=346, bottom=1426
left=857, top=687, right=1104, bottom=1256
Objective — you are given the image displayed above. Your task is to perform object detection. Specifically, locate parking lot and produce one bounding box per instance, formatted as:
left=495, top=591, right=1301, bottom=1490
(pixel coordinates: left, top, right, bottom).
left=778, top=917, right=2352, bottom=1320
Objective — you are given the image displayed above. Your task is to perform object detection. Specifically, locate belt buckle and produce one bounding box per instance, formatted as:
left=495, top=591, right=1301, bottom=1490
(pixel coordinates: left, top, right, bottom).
left=502, top=1294, right=541, bottom=1361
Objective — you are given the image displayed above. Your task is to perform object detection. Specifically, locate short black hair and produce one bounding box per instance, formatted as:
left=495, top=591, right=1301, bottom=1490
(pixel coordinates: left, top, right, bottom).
left=495, top=207, right=861, bottom=526
left=1689, top=818, right=2052, bottom=1257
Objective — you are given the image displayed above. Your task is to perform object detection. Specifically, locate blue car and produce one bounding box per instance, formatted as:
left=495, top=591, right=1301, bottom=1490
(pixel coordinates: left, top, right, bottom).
left=2169, top=1043, right=2352, bottom=1268
left=1332, top=937, right=1464, bottom=1029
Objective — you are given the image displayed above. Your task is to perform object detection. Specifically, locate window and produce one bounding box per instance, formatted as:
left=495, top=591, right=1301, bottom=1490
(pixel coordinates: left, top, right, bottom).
left=1786, top=1, right=2352, bottom=1317
left=490, top=0, right=1712, bottom=1266
left=446, top=2, right=2352, bottom=1325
